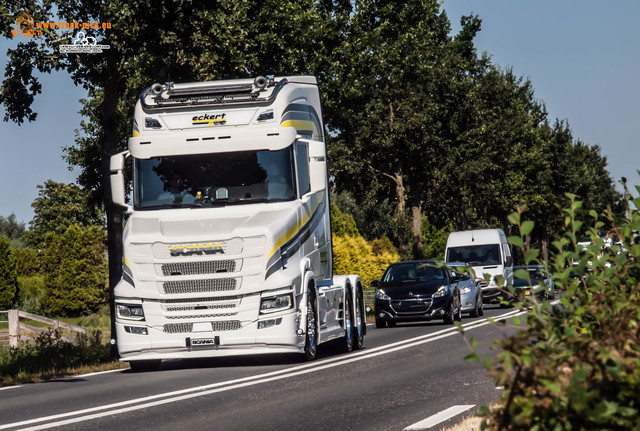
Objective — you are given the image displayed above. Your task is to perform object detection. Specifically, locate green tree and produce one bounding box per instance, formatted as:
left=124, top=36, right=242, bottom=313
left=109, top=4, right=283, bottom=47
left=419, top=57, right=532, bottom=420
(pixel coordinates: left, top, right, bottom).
left=0, top=236, right=18, bottom=310
left=0, top=213, right=26, bottom=248
left=26, top=180, right=104, bottom=246
left=40, top=225, right=107, bottom=317
left=326, top=1, right=484, bottom=257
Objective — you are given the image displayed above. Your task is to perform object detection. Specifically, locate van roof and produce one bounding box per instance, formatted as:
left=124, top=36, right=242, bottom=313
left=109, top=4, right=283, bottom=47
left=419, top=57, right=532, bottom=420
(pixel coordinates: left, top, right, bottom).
left=446, top=229, right=506, bottom=246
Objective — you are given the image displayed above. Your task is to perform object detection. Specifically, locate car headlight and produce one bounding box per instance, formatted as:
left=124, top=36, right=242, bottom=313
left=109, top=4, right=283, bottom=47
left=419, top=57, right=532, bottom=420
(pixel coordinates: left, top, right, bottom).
left=461, top=286, right=471, bottom=295
left=375, top=289, right=390, bottom=300
left=432, top=286, right=448, bottom=298
left=260, top=293, right=293, bottom=314
left=116, top=303, right=145, bottom=321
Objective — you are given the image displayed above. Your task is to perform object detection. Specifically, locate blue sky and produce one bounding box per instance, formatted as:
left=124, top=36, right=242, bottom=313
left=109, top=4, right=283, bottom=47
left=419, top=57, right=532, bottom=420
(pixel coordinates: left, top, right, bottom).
left=1, top=0, right=638, bottom=224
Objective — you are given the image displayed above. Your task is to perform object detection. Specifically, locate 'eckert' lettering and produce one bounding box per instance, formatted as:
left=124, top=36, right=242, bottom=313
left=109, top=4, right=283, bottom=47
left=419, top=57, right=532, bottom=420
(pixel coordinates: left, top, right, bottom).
left=192, top=113, right=226, bottom=121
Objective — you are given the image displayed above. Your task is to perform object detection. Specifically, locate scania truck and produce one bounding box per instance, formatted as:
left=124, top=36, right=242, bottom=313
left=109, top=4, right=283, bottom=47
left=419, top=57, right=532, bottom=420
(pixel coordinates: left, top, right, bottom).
left=109, top=76, right=365, bottom=370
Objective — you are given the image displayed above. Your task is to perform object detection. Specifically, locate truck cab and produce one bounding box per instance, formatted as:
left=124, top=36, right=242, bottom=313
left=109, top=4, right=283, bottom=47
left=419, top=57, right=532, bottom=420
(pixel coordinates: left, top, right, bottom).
left=110, top=76, right=365, bottom=369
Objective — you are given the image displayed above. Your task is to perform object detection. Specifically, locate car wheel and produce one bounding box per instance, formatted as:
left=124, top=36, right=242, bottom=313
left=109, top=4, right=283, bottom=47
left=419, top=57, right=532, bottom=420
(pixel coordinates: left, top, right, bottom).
left=375, top=316, right=386, bottom=328
left=478, top=299, right=484, bottom=316
left=443, top=302, right=454, bottom=325
left=353, top=289, right=365, bottom=350
left=387, top=320, right=397, bottom=327
left=454, top=295, right=462, bottom=322
left=304, top=289, right=318, bottom=361
left=470, top=294, right=480, bottom=318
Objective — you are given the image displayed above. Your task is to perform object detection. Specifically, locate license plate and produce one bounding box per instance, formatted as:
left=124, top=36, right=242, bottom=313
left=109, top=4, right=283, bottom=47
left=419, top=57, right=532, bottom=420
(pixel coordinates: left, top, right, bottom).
left=188, top=337, right=218, bottom=347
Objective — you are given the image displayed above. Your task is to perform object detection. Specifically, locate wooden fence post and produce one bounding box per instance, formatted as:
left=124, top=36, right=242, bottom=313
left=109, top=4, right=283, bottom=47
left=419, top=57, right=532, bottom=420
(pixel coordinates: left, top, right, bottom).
left=8, top=309, right=19, bottom=348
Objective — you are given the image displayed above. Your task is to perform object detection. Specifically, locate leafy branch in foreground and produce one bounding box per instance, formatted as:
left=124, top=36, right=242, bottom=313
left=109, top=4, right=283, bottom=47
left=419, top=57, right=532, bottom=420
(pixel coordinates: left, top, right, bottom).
left=461, top=180, right=640, bottom=430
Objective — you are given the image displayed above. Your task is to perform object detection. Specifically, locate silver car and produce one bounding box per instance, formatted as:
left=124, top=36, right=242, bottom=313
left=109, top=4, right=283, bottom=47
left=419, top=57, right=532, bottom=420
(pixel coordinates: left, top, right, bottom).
left=447, top=263, right=483, bottom=317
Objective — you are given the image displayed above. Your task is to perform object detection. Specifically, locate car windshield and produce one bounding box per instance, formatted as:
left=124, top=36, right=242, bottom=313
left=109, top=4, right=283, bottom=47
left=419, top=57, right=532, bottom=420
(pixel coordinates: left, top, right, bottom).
left=382, top=263, right=445, bottom=283
left=446, top=244, right=501, bottom=266
left=134, top=146, right=295, bottom=209
left=513, top=268, right=547, bottom=286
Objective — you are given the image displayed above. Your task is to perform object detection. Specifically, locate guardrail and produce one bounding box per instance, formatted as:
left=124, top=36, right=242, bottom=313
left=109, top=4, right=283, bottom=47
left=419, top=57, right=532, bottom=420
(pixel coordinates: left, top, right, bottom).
left=0, top=310, right=86, bottom=348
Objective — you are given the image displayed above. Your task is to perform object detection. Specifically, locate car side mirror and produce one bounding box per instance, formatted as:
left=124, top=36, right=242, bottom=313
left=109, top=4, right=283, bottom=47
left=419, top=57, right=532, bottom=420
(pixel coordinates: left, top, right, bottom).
left=370, top=279, right=380, bottom=288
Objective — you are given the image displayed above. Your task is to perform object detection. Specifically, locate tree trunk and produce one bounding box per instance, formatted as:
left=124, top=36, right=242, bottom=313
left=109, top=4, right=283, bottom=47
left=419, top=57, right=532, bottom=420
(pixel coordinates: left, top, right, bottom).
left=411, top=205, right=423, bottom=258
left=99, top=67, right=124, bottom=360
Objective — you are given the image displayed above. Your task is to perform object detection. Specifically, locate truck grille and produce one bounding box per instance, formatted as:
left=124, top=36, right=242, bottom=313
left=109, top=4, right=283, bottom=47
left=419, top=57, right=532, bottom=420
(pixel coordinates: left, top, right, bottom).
left=211, top=321, right=242, bottom=331
left=163, top=321, right=242, bottom=333
left=163, top=323, right=193, bottom=333
left=161, top=260, right=237, bottom=276
left=161, top=296, right=240, bottom=312
left=162, top=278, right=238, bottom=294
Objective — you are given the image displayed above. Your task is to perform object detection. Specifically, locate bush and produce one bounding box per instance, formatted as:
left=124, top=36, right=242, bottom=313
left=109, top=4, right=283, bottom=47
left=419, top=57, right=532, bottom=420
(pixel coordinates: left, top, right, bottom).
left=333, top=234, right=399, bottom=288
left=16, top=275, right=46, bottom=314
left=0, top=236, right=18, bottom=310
left=0, top=330, right=110, bottom=378
left=468, top=187, right=640, bottom=430
left=41, top=225, right=108, bottom=317
left=13, top=247, right=42, bottom=276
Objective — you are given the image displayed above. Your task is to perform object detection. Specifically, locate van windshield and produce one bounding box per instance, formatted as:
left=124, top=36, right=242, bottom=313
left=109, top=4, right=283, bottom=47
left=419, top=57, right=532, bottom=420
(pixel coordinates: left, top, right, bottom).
left=446, top=244, right=501, bottom=266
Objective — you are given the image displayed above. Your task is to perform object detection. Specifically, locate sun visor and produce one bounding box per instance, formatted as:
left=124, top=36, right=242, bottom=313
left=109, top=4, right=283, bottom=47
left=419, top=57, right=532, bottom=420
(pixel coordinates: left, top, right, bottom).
left=128, top=127, right=297, bottom=159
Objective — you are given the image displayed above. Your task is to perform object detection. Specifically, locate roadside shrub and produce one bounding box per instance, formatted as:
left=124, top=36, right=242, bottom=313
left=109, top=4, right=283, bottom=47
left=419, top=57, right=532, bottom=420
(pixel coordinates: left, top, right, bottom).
left=16, top=275, right=46, bottom=314
left=40, top=225, right=108, bottom=317
left=333, top=234, right=399, bottom=288
left=467, top=185, right=640, bottom=430
left=0, top=329, right=110, bottom=378
left=0, top=236, right=18, bottom=310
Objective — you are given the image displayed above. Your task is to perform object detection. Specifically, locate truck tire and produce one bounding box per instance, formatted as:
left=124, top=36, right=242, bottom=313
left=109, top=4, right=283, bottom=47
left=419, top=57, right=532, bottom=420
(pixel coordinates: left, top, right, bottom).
left=129, top=359, right=161, bottom=372
left=304, top=290, right=318, bottom=361
left=353, top=289, right=365, bottom=350
left=340, top=293, right=354, bottom=353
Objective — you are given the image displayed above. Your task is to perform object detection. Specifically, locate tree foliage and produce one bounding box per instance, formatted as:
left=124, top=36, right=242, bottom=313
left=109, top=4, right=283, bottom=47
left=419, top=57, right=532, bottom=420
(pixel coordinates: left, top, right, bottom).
left=463, top=183, right=640, bottom=429
left=0, top=236, right=18, bottom=310
left=26, top=180, right=104, bottom=247
left=41, top=225, right=107, bottom=317
left=0, top=213, right=26, bottom=248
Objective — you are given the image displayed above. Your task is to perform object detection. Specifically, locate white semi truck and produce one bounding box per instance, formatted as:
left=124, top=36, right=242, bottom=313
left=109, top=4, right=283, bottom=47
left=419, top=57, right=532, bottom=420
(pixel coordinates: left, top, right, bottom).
left=109, top=76, right=366, bottom=370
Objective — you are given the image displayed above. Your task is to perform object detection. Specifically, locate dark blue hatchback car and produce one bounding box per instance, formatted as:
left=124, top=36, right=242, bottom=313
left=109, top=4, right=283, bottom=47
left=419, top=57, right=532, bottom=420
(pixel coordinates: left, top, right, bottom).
left=372, top=260, right=462, bottom=328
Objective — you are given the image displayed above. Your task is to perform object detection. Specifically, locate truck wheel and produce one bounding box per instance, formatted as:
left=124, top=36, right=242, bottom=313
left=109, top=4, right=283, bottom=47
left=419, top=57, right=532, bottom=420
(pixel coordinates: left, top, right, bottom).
left=304, top=290, right=318, bottom=361
left=341, top=294, right=354, bottom=353
left=129, top=359, right=161, bottom=372
left=353, top=290, right=365, bottom=350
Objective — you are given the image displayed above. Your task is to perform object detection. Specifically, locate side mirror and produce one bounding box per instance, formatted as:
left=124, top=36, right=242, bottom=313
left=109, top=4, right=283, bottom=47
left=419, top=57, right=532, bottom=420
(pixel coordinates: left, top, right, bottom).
left=110, top=151, right=132, bottom=212
left=307, top=139, right=327, bottom=194
left=505, top=256, right=513, bottom=267
left=370, top=279, right=380, bottom=288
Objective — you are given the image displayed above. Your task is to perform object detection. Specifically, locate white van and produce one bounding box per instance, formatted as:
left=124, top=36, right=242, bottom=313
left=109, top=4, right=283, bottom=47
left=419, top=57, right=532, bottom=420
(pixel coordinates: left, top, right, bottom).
left=445, top=229, right=513, bottom=304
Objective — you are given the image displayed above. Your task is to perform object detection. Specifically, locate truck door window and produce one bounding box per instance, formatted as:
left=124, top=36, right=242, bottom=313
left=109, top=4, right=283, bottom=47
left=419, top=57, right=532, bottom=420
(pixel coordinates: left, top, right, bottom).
left=294, top=142, right=310, bottom=196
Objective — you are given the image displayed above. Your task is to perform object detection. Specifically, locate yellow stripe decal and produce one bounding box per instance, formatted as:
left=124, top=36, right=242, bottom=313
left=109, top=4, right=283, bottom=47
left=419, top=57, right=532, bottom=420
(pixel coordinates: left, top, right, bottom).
left=281, top=120, right=319, bottom=136
left=267, top=191, right=324, bottom=259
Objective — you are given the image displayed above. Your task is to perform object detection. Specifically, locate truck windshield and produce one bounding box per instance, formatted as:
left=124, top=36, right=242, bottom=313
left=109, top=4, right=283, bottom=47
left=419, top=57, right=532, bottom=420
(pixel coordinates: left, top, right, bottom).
left=134, top=146, right=295, bottom=209
left=446, top=244, right=501, bottom=266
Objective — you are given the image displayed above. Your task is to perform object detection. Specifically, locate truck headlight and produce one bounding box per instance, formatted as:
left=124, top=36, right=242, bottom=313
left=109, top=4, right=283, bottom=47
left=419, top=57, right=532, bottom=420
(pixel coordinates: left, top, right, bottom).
left=117, top=304, right=145, bottom=321
left=260, top=293, right=293, bottom=314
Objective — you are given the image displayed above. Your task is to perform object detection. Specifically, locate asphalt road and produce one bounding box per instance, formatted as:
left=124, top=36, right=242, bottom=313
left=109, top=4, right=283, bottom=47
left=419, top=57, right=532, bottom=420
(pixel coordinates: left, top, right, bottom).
left=0, top=305, right=527, bottom=431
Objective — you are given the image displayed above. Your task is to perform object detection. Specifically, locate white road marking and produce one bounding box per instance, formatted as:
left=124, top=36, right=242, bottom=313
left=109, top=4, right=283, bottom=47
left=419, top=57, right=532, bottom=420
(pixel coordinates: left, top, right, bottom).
left=403, top=405, right=476, bottom=430
left=0, top=308, right=528, bottom=430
